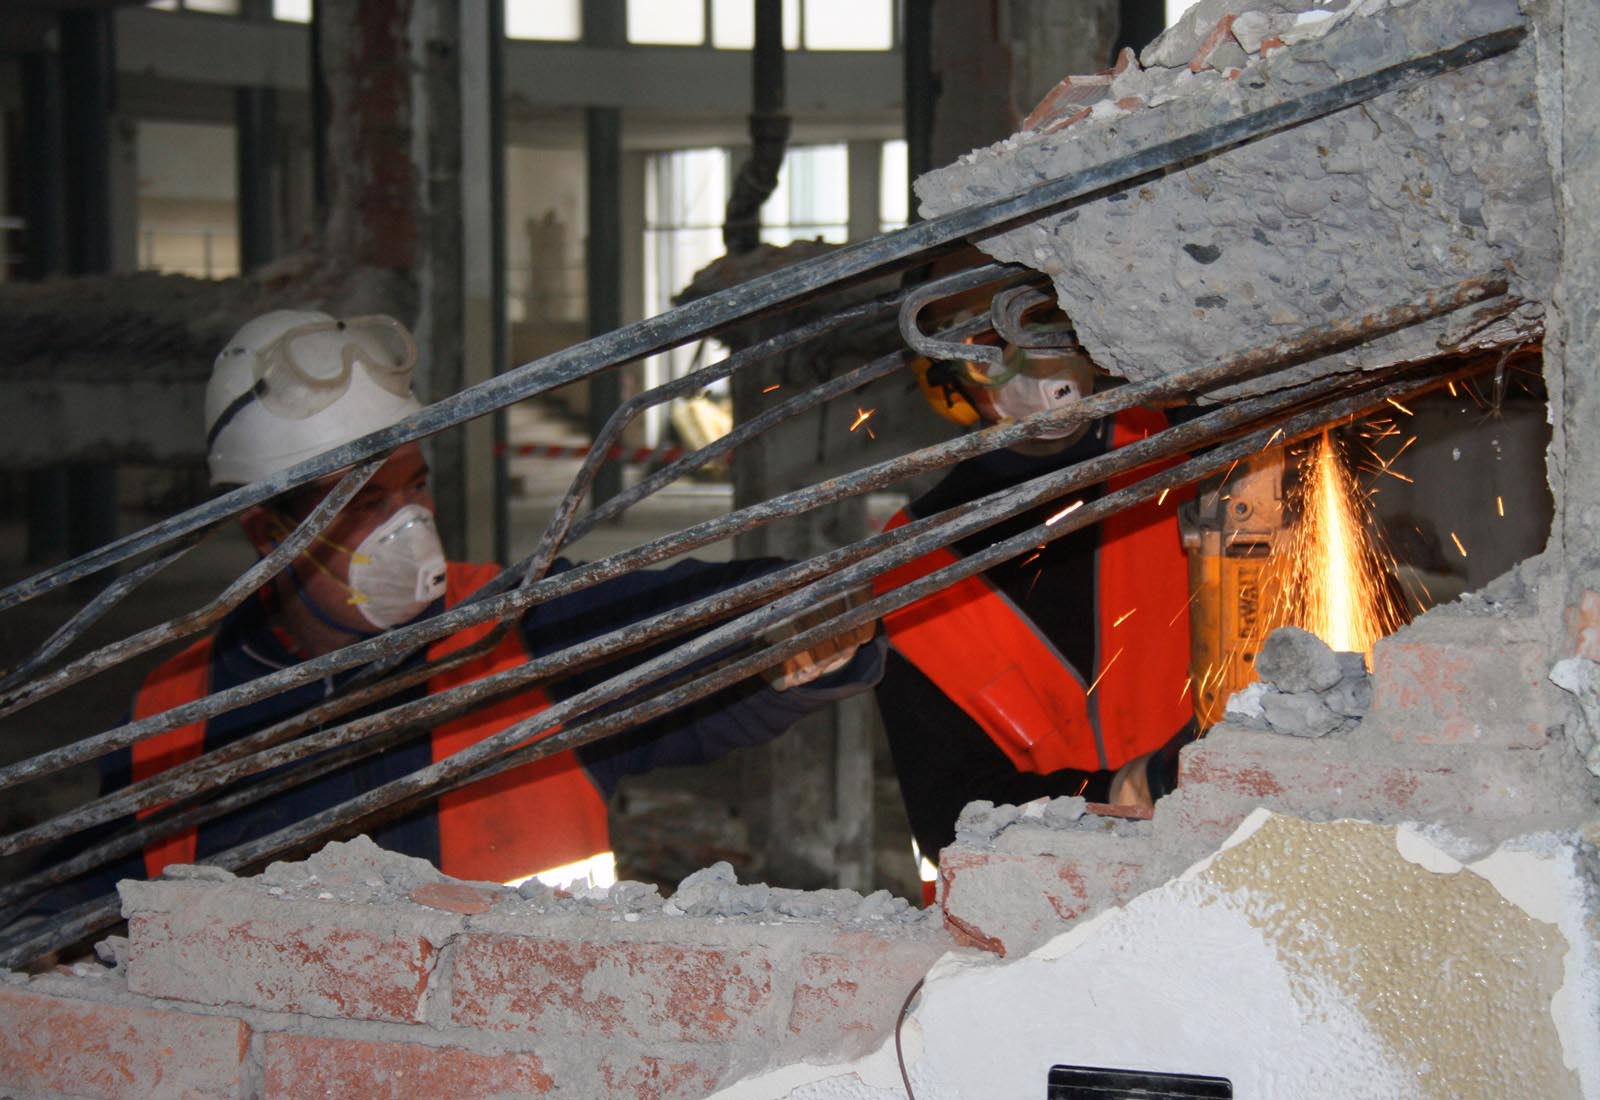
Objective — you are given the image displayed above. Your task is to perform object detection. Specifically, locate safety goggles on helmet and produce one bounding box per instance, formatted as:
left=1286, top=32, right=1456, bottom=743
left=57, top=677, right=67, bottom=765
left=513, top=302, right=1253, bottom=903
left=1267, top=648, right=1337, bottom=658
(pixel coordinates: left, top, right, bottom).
left=206, top=315, right=418, bottom=451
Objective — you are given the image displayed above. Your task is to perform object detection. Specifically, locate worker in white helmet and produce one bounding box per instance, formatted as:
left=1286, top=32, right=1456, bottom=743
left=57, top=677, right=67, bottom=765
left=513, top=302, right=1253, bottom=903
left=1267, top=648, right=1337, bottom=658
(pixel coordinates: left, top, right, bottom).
left=108, top=310, right=881, bottom=891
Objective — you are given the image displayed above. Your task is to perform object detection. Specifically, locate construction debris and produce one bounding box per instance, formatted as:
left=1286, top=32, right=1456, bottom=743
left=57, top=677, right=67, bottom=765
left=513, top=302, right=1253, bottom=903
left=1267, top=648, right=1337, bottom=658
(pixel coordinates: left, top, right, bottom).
left=916, top=0, right=1553, bottom=398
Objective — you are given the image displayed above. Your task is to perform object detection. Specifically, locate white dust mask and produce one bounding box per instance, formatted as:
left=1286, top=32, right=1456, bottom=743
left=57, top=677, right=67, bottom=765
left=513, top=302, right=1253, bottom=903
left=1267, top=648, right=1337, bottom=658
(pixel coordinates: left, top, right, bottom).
left=987, top=355, right=1093, bottom=440
left=346, top=504, right=448, bottom=629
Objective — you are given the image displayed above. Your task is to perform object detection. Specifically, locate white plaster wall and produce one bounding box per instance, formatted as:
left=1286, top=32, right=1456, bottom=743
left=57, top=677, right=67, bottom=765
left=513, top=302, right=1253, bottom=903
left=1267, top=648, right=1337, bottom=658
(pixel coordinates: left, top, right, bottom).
left=712, top=812, right=1600, bottom=1100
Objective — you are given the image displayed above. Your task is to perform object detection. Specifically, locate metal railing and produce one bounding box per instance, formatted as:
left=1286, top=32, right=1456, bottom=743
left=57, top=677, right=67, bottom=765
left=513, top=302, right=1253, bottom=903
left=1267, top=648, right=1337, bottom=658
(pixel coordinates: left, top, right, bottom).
left=0, top=24, right=1526, bottom=967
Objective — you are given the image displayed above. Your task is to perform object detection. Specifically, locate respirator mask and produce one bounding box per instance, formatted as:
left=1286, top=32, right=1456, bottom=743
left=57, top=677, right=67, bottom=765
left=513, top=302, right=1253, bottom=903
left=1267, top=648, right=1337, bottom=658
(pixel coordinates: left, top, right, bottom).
left=983, top=346, right=1095, bottom=441
left=344, top=504, right=449, bottom=629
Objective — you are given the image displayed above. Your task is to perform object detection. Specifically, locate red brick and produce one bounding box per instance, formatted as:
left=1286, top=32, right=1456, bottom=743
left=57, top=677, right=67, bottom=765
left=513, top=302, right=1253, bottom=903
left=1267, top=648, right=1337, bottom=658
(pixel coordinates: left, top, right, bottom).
left=450, top=935, right=774, bottom=1042
left=1372, top=636, right=1549, bottom=748
left=938, top=849, right=1147, bottom=958
left=1571, top=590, right=1600, bottom=660
left=128, top=910, right=436, bottom=1022
left=410, top=882, right=504, bottom=915
left=595, top=1053, right=725, bottom=1100
left=262, top=1033, right=553, bottom=1099
left=1166, top=732, right=1529, bottom=851
left=0, top=984, right=249, bottom=1099
left=787, top=935, right=939, bottom=1057
left=1188, top=14, right=1237, bottom=72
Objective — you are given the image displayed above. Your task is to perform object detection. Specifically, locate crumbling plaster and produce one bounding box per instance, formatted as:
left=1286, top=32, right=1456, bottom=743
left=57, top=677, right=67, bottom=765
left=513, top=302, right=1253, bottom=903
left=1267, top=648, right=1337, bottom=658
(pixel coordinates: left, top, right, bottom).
left=713, top=812, right=1600, bottom=1100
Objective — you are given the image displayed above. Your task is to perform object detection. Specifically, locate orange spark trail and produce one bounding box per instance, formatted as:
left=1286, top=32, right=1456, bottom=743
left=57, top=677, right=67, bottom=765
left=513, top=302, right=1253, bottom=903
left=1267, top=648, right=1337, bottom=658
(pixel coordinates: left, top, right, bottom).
left=1046, top=500, right=1084, bottom=526
left=1085, top=648, right=1124, bottom=697
left=762, top=384, right=781, bottom=394
left=1284, top=431, right=1407, bottom=658
left=849, top=407, right=875, bottom=432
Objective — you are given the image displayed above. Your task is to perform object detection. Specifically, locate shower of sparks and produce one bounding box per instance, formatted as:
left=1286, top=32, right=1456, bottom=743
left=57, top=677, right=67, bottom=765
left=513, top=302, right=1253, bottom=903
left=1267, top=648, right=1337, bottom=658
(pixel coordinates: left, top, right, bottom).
left=1113, top=608, right=1137, bottom=627
left=1448, top=380, right=1459, bottom=397
left=1157, top=488, right=1170, bottom=506
left=849, top=407, right=876, bottom=438
left=1046, top=500, right=1084, bottom=526
left=762, top=384, right=782, bottom=393
left=1497, top=496, right=1505, bottom=517
left=1386, top=397, right=1414, bottom=416
left=1085, top=648, right=1124, bottom=697
left=1181, top=675, right=1193, bottom=701
left=1278, top=431, right=1409, bottom=657
left=1450, top=531, right=1468, bottom=557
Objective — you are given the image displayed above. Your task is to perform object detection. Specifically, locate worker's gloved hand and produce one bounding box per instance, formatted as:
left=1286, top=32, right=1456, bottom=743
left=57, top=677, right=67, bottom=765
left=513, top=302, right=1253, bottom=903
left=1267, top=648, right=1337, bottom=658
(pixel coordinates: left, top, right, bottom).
left=761, top=586, right=877, bottom=691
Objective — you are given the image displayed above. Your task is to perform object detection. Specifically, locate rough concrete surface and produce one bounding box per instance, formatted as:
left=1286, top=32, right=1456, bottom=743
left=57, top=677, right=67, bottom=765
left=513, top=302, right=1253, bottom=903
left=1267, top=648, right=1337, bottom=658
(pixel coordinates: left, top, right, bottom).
left=709, top=813, right=1600, bottom=1100
left=916, top=0, right=1555, bottom=399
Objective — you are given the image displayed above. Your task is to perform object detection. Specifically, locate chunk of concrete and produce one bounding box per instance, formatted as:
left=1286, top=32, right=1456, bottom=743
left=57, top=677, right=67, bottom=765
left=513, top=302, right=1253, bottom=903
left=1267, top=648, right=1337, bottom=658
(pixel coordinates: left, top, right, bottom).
left=1257, top=626, right=1344, bottom=693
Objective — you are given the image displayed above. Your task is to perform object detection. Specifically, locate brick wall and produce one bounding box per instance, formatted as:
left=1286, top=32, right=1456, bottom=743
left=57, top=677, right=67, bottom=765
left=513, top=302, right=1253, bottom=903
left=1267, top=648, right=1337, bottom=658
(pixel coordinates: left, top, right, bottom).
left=0, top=844, right=949, bottom=1100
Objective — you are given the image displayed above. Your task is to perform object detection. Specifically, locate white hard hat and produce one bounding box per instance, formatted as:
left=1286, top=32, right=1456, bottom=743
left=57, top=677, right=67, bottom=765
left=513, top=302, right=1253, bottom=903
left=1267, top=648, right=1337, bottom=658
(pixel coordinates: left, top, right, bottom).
left=205, top=309, right=424, bottom=486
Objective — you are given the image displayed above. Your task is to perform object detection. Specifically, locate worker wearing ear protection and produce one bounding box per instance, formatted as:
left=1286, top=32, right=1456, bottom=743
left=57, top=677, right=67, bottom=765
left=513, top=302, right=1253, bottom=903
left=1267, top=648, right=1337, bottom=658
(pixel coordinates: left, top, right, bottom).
left=877, top=314, right=1196, bottom=875
left=108, top=309, right=882, bottom=892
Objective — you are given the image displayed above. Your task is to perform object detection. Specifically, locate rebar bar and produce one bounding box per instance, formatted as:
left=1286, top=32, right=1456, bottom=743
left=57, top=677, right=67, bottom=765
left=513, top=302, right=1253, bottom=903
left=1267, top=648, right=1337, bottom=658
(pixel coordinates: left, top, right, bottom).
left=0, top=24, right=1523, bottom=610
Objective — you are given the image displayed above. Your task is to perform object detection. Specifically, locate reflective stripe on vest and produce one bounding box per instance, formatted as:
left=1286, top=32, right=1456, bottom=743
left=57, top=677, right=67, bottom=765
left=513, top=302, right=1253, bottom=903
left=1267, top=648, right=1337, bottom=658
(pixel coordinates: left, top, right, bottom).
left=874, top=410, right=1193, bottom=773
left=129, top=563, right=610, bottom=885
left=426, top=561, right=610, bottom=884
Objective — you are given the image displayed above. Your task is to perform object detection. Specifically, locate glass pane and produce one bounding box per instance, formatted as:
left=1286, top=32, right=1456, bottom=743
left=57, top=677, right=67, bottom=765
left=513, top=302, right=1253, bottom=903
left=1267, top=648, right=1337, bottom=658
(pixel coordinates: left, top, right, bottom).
left=643, top=148, right=731, bottom=445
left=505, top=146, right=587, bottom=326
left=628, top=0, right=705, bottom=45
left=761, top=144, right=849, bottom=245
left=804, top=0, right=891, bottom=50
left=710, top=0, right=798, bottom=49
left=137, top=120, right=239, bottom=280
left=711, top=0, right=752, bottom=48
left=184, top=0, right=241, bottom=14
left=272, top=0, right=311, bottom=22
left=506, top=0, right=581, bottom=41
left=879, top=138, right=908, bottom=231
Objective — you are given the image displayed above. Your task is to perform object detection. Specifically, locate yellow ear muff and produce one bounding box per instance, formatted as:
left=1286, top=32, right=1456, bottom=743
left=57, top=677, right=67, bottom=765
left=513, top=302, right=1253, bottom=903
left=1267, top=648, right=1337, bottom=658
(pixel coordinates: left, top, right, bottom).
left=913, top=357, right=982, bottom=428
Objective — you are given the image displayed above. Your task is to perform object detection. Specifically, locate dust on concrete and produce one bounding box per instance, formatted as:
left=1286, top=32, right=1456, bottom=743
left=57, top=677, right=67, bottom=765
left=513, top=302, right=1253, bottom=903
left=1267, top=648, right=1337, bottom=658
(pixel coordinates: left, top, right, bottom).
left=1226, top=625, right=1372, bottom=737
left=915, top=0, right=1554, bottom=400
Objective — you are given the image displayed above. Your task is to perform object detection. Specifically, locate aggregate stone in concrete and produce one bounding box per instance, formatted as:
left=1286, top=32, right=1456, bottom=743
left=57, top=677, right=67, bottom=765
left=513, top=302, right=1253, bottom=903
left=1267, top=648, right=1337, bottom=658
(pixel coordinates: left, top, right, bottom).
left=915, top=0, right=1554, bottom=400
left=1257, top=626, right=1345, bottom=692
left=1261, top=689, right=1344, bottom=737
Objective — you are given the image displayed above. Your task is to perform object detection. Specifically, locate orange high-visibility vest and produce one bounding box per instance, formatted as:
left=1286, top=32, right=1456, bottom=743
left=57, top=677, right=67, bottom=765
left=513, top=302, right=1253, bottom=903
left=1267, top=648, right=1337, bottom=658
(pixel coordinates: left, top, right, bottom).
left=131, top=562, right=609, bottom=883
left=872, top=409, right=1192, bottom=773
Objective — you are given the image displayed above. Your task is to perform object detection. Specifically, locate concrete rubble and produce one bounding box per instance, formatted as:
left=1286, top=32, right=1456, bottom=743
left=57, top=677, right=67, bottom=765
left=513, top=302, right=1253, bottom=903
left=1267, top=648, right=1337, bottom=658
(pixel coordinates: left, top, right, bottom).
left=915, top=0, right=1555, bottom=398
left=1225, top=625, right=1372, bottom=736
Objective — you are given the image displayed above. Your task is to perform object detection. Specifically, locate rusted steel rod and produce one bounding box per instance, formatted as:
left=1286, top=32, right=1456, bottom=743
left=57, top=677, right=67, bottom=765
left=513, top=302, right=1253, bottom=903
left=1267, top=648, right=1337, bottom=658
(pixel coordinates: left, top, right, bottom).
left=0, top=355, right=1491, bottom=967
left=0, top=530, right=208, bottom=695
left=0, top=460, right=383, bottom=720
left=0, top=275, right=1506, bottom=795
left=196, top=362, right=1460, bottom=883
left=0, top=344, right=1385, bottom=867
left=0, top=24, right=1523, bottom=610
left=1, top=343, right=1449, bottom=867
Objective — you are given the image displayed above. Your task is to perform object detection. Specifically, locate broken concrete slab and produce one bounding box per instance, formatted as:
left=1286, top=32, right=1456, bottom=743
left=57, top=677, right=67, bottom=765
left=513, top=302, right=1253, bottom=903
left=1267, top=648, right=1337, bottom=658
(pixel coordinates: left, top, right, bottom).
left=915, top=0, right=1554, bottom=400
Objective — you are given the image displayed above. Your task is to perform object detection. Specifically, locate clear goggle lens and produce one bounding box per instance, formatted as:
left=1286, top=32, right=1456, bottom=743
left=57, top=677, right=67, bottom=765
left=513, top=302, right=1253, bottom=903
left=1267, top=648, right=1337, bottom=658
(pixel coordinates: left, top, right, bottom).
left=252, top=315, right=418, bottom=419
